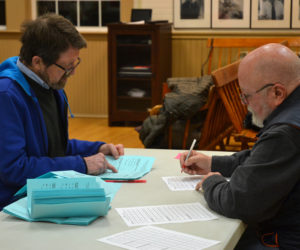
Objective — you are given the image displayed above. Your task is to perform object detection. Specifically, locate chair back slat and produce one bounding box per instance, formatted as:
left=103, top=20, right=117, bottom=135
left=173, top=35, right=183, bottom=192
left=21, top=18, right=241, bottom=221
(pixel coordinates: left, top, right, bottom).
left=198, top=86, right=233, bottom=150
left=208, top=38, right=288, bottom=48
left=212, top=60, right=248, bottom=133
left=206, top=38, right=291, bottom=76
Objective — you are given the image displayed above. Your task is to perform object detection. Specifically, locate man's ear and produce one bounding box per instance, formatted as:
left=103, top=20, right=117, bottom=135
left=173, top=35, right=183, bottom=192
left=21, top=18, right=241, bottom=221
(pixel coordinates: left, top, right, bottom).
left=273, top=84, right=287, bottom=106
left=31, top=56, right=43, bottom=71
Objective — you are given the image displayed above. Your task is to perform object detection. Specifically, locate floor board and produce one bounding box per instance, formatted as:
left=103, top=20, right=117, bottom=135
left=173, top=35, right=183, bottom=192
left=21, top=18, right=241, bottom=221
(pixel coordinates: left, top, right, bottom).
left=68, top=117, right=144, bottom=148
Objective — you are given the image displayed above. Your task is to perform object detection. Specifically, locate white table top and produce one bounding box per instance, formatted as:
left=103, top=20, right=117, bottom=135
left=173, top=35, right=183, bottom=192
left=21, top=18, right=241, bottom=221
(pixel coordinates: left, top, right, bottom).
left=0, top=148, right=246, bottom=250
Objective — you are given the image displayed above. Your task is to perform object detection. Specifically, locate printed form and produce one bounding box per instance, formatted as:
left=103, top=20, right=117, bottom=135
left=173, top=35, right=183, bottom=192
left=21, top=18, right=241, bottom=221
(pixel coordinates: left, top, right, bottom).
left=116, top=202, right=217, bottom=227
left=162, top=176, right=203, bottom=191
left=98, top=226, right=220, bottom=250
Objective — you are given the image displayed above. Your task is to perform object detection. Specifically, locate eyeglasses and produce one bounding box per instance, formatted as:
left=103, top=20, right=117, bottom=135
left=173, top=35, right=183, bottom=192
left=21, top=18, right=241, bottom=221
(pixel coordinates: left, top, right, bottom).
left=240, top=83, right=275, bottom=105
left=53, top=57, right=81, bottom=77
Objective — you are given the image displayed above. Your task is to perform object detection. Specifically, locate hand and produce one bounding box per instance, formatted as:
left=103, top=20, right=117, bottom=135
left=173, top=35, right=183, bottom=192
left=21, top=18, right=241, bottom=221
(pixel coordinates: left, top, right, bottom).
left=180, top=150, right=212, bottom=175
left=83, top=152, right=118, bottom=175
left=195, top=172, right=221, bottom=191
left=99, top=143, right=124, bottom=159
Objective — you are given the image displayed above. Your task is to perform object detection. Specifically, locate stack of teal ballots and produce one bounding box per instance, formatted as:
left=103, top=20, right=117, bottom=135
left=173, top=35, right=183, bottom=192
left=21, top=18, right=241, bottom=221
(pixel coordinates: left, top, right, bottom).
left=3, top=171, right=122, bottom=225
left=3, top=155, right=155, bottom=225
left=27, top=177, right=110, bottom=219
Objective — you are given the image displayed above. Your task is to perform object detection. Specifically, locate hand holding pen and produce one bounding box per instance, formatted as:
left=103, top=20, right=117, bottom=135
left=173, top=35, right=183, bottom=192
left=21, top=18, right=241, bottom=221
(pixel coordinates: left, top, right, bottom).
left=180, top=140, right=212, bottom=175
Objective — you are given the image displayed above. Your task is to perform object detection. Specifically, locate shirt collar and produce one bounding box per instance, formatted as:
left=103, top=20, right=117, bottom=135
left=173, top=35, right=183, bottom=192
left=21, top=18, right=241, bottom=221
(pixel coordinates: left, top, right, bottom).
left=17, top=58, right=50, bottom=90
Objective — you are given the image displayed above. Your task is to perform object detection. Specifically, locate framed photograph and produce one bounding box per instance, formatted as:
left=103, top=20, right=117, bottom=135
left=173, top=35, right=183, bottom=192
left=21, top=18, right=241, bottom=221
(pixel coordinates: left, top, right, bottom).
left=173, top=0, right=211, bottom=28
left=212, top=0, right=250, bottom=28
left=292, top=0, right=300, bottom=28
left=251, top=0, right=291, bottom=28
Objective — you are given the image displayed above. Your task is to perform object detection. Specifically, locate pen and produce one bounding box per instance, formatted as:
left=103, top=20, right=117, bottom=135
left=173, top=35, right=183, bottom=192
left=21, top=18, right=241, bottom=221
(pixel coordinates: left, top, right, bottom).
left=182, top=139, right=197, bottom=170
left=104, top=180, right=147, bottom=183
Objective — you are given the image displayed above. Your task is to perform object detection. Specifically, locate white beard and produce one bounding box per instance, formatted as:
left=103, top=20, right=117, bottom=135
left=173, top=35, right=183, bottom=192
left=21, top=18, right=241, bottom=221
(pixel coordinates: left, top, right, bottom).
left=247, top=106, right=264, bottom=128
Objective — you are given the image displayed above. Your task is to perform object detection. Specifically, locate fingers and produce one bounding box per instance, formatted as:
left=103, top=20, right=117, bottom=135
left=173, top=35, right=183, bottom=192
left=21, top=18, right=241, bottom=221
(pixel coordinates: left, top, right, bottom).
left=180, top=152, right=188, bottom=166
left=99, top=143, right=124, bottom=159
left=181, top=166, right=198, bottom=175
left=180, top=150, right=196, bottom=165
left=180, top=151, right=196, bottom=173
left=85, top=152, right=118, bottom=175
left=115, top=144, right=124, bottom=156
left=195, top=172, right=222, bottom=191
left=108, top=144, right=120, bottom=159
left=180, top=151, right=202, bottom=175
left=107, top=162, right=118, bottom=173
left=195, top=180, right=203, bottom=191
left=186, top=152, right=202, bottom=165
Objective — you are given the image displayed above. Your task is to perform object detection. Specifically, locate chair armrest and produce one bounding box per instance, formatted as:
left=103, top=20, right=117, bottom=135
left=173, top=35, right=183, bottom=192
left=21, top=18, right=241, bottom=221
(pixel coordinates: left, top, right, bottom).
left=148, top=105, right=163, bottom=116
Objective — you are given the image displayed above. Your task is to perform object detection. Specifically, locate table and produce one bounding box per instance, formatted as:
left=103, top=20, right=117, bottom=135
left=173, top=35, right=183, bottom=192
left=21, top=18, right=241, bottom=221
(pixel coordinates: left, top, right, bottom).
left=0, top=148, right=246, bottom=250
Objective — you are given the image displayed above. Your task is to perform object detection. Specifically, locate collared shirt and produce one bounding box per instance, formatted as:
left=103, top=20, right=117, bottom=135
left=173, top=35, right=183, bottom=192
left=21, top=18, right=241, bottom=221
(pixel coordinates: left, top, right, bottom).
left=17, top=58, right=50, bottom=90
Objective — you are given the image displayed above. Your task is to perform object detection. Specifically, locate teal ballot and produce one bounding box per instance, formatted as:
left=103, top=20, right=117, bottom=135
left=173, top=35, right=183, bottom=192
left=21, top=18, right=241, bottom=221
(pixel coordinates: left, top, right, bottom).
left=14, top=170, right=122, bottom=199
left=3, top=197, right=100, bottom=225
left=27, top=178, right=110, bottom=219
left=101, top=155, right=155, bottom=180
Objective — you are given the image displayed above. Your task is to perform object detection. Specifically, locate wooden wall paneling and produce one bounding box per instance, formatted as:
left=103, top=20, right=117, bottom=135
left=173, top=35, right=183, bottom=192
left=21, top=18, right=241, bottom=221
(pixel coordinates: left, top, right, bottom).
left=0, top=33, right=21, bottom=62
left=6, top=0, right=32, bottom=31
left=120, top=0, right=134, bottom=23
left=64, top=34, right=108, bottom=117
left=172, top=37, right=207, bottom=77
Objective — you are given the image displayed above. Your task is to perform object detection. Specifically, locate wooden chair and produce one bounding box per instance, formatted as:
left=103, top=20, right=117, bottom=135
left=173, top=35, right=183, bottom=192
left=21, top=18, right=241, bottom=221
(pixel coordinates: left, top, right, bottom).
left=286, top=38, right=300, bottom=57
left=211, top=60, right=257, bottom=150
left=146, top=38, right=289, bottom=150
left=197, top=86, right=233, bottom=150
left=146, top=84, right=233, bottom=150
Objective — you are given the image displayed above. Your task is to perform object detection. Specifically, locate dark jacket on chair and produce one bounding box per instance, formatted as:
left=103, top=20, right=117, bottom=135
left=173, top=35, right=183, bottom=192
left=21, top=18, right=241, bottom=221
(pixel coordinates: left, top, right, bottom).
left=139, top=76, right=212, bottom=149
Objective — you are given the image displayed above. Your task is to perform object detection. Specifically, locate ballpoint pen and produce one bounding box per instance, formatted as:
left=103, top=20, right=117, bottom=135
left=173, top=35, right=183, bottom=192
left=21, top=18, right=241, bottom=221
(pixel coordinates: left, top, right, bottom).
left=182, top=138, right=197, bottom=171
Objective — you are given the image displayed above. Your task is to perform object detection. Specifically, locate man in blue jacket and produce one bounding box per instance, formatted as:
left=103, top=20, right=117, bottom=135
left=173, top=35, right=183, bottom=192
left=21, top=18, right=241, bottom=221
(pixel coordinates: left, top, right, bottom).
left=180, top=43, right=300, bottom=249
left=0, top=13, right=124, bottom=210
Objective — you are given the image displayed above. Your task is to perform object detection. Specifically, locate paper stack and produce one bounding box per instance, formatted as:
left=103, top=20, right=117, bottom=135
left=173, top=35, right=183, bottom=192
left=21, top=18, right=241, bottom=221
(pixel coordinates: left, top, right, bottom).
left=3, top=171, right=122, bottom=225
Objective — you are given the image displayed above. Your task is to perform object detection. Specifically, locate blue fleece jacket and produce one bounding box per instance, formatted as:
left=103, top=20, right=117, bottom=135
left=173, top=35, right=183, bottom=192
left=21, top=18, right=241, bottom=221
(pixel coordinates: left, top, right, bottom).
left=0, top=57, right=104, bottom=209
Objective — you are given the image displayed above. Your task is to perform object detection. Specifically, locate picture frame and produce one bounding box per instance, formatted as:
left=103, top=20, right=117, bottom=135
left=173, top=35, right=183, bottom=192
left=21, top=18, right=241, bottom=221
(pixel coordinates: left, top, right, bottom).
left=251, top=0, right=291, bottom=29
left=212, top=0, right=250, bottom=28
left=173, top=0, right=211, bottom=28
left=292, top=0, right=300, bottom=28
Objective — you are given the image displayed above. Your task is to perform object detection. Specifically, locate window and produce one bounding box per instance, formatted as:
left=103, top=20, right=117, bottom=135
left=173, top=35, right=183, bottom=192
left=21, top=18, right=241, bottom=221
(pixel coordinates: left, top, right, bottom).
left=0, top=0, right=6, bottom=28
left=35, top=0, right=120, bottom=28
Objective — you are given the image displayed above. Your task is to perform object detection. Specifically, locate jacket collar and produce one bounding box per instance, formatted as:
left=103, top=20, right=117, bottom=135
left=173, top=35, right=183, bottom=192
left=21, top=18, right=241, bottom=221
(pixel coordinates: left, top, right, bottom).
left=0, top=56, right=75, bottom=117
left=0, top=56, right=33, bottom=97
left=259, top=85, right=300, bottom=135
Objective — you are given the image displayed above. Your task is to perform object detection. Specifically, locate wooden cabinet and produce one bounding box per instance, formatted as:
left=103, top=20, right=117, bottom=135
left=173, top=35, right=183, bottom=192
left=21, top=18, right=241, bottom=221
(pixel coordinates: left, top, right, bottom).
left=107, top=23, right=172, bottom=126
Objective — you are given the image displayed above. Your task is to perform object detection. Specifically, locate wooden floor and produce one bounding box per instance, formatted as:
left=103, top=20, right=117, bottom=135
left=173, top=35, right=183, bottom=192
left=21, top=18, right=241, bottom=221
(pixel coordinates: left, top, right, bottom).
left=68, top=117, right=248, bottom=151
left=68, top=117, right=144, bottom=148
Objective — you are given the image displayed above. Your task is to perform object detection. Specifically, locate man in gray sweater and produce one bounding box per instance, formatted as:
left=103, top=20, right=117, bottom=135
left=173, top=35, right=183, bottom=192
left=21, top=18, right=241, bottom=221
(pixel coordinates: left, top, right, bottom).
left=180, top=43, right=300, bottom=249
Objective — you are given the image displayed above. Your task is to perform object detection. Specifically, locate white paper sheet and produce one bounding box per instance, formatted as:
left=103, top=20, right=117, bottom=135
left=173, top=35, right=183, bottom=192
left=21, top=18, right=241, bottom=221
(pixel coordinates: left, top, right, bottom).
left=116, top=202, right=217, bottom=227
left=98, top=226, right=220, bottom=250
left=162, top=175, right=203, bottom=191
